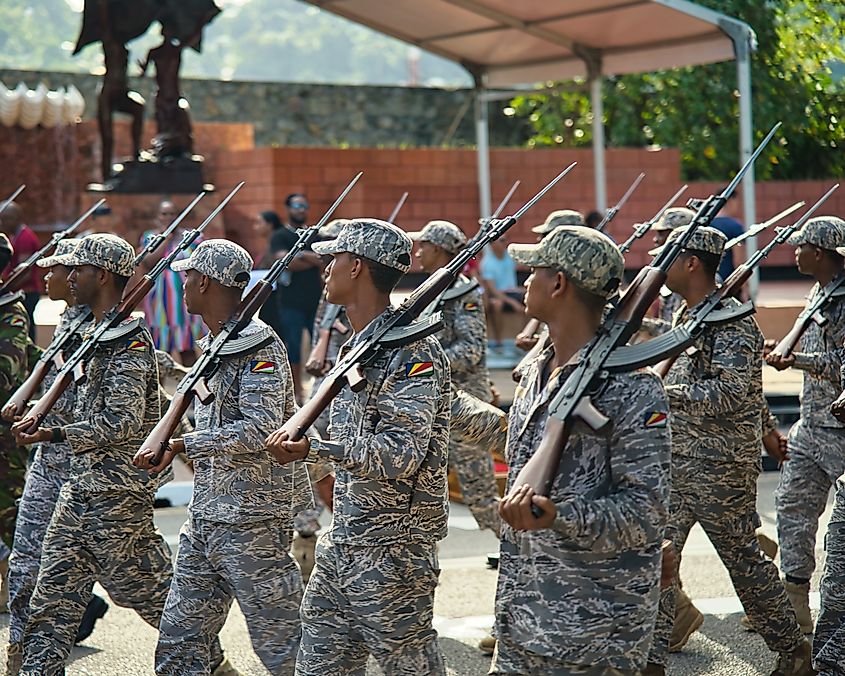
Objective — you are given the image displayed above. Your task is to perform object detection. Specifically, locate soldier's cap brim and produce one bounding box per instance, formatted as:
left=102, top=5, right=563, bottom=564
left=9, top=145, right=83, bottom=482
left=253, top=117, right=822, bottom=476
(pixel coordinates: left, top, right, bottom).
left=531, top=223, right=554, bottom=235
left=508, top=242, right=549, bottom=267
left=786, top=231, right=808, bottom=247
left=835, top=246, right=845, bottom=257
left=36, top=254, right=67, bottom=268
left=647, top=243, right=665, bottom=256
left=311, top=238, right=343, bottom=256
left=406, top=231, right=425, bottom=240
left=45, top=252, right=88, bottom=268
left=170, top=258, right=196, bottom=273
left=651, top=223, right=674, bottom=232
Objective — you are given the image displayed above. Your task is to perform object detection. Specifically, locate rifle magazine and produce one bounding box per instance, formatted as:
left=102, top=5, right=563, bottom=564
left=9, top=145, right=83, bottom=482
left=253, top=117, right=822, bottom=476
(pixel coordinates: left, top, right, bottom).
left=604, top=327, right=694, bottom=372
left=379, top=313, right=444, bottom=349
left=702, top=301, right=755, bottom=326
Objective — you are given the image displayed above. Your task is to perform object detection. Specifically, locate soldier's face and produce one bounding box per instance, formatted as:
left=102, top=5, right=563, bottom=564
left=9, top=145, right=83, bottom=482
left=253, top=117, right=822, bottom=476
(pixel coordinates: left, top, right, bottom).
left=653, top=230, right=669, bottom=247
left=415, top=241, right=439, bottom=273
left=795, top=244, right=817, bottom=275
left=183, top=269, right=202, bottom=314
left=44, top=264, right=72, bottom=302
left=67, top=265, right=99, bottom=306
left=324, top=252, right=353, bottom=305
left=523, top=268, right=556, bottom=320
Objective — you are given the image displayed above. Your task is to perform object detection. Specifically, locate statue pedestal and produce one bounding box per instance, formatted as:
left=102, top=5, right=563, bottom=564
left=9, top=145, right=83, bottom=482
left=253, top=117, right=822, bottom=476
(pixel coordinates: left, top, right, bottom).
left=88, top=155, right=214, bottom=194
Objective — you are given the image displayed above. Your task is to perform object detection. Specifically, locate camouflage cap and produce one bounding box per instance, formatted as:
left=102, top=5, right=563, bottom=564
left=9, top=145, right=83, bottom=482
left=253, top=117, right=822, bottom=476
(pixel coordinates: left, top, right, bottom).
left=312, top=218, right=412, bottom=273
left=509, top=225, right=623, bottom=298
left=319, top=218, right=351, bottom=240
left=407, top=220, right=467, bottom=255
left=531, top=209, right=586, bottom=235
left=37, top=238, right=80, bottom=268
left=48, top=233, right=135, bottom=277
left=652, top=207, right=695, bottom=232
left=648, top=225, right=726, bottom=257
left=789, top=216, right=845, bottom=251
left=171, top=239, right=253, bottom=289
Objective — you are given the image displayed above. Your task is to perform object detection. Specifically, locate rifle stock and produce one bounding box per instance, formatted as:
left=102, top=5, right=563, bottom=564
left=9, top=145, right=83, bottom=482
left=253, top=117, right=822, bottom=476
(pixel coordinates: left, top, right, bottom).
left=4, top=360, right=50, bottom=417
left=773, top=320, right=807, bottom=358
left=515, top=415, right=570, bottom=498
left=305, top=330, right=332, bottom=376
left=282, top=373, right=345, bottom=441
left=18, top=369, right=73, bottom=433
left=137, top=391, right=193, bottom=464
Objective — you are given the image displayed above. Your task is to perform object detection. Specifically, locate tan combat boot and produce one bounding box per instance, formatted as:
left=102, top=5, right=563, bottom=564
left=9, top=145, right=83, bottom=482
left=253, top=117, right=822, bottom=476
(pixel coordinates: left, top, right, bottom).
left=770, top=638, right=816, bottom=676
left=758, top=532, right=779, bottom=560
left=292, top=533, right=318, bottom=584
left=211, top=656, right=242, bottom=676
left=5, top=642, right=22, bottom=676
left=783, top=580, right=813, bottom=634
left=478, top=635, right=496, bottom=655
left=669, top=588, right=704, bottom=652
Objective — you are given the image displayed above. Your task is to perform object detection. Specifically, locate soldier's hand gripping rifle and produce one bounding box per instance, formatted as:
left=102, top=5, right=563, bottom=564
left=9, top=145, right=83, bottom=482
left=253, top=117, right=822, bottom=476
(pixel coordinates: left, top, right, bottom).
left=267, top=166, right=576, bottom=456
left=134, top=173, right=363, bottom=470
left=618, top=184, right=689, bottom=255
left=507, top=123, right=781, bottom=516
left=648, top=186, right=837, bottom=379
left=12, top=186, right=239, bottom=435
left=2, top=192, right=205, bottom=420
left=767, top=185, right=845, bottom=361
left=0, top=198, right=106, bottom=296
left=595, top=172, right=645, bottom=233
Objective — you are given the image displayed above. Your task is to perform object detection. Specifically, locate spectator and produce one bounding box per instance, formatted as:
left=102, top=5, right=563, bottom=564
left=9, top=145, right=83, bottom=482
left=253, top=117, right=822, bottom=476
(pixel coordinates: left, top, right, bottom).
left=268, top=193, right=324, bottom=403
left=0, top=201, right=42, bottom=339
left=254, top=210, right=286, bottom=339
left=479, top=237, right=524, bottom=348
left=586, top=210, right=603, bottom=229
left=140, top=199, right=204, bottom=366
left=711, top=192, right=745, bottom=280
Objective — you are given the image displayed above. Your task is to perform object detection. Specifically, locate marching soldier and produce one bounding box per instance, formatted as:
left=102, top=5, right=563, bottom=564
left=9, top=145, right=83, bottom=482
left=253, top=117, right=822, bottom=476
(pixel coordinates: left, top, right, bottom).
left=3, top=240, right=108, bottom=674
left=494, top=226, right=671, bottom=674
left=0, top=233, right=31, bottom=620
left=410, top=219, right=504, bottom=534
left=765, top=216, right=845, bottom=634
left=10, top=234, right=234, bottom=676
left=133, top=240, right=313, bottom=675
left=644, top=226, right=811, bottom=676
left=267, top=219, right=450, bottom=675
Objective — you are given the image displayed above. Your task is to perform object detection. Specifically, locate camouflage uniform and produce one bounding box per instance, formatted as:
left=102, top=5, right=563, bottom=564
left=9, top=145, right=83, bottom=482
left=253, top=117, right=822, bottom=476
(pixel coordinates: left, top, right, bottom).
left=156, top=240, right=313, bottom=675
left=815, top=471, right=845, bottom=673
left=492, top=226, right=670, bottom=674
left=410, top=220, right=504, bottom=534
left=7, top=301, right=91, bottom=646
left=18, top=234, right=180, bottom=675
left=647, top=226, right=804, bottom=667
left=776, top=258, right=845, bottom=583
left=300, top=220, right=449, bottom=675
left=0, top=295, right=33, bottom=550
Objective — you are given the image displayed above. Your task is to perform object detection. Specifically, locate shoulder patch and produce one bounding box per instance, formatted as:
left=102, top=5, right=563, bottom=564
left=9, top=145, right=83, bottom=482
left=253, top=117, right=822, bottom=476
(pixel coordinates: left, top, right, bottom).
left=126, top=339, right=149, bottom=352
left=250, top=360, right=276, bottom=374
left=5, top=315, right=26, bottom=328
left=464, top=301, right=479, bottom=312
left=644, top=411, right=668, bottom=428
left=405, top=361, right=434, bottom=378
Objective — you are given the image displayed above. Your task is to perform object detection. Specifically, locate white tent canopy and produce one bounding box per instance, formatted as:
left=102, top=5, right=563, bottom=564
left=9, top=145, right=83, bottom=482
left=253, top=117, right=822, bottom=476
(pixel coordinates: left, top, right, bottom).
left=304, top=0, right=759, bottom=288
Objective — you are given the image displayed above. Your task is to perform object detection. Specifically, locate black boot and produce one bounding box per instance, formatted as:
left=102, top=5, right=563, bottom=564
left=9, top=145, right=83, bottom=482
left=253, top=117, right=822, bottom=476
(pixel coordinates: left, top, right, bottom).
left=75, top=594, right=109, bottom=643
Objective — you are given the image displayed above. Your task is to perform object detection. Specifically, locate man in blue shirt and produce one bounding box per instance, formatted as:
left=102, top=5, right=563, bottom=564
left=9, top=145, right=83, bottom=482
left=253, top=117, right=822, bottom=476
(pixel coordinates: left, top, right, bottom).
left=710, top=192, right=745, bottom=280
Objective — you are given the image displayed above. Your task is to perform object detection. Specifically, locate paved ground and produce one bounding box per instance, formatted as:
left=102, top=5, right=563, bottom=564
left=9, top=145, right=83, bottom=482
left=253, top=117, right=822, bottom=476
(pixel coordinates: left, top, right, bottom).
left=1, top=472, right=833, bottom=675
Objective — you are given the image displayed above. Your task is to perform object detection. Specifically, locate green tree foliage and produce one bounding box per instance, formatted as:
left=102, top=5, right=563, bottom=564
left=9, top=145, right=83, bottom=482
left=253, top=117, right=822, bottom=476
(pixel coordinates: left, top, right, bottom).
left=508, top=1, right=844, bottom=180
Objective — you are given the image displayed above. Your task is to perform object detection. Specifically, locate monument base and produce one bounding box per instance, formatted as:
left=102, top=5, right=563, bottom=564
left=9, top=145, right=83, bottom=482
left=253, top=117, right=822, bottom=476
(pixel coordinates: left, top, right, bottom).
left=88, top=154, right=214, bottom=194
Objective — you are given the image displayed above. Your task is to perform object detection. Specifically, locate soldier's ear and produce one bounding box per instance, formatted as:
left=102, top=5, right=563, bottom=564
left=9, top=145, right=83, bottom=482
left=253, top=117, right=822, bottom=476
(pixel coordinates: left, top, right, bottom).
left=349, top=256, right=363, bottom=280
left=199, top=274, right=211, bottom=293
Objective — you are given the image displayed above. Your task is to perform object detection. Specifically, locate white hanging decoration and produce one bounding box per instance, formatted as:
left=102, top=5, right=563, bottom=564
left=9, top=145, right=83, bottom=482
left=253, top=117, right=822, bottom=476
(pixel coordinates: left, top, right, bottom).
left=0, top=81, right=86, bottom=128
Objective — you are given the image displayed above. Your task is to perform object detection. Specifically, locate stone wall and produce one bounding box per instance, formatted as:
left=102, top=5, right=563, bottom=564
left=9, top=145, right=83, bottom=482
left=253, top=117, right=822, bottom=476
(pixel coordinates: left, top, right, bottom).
left=0, top=69, right=529, bottom=149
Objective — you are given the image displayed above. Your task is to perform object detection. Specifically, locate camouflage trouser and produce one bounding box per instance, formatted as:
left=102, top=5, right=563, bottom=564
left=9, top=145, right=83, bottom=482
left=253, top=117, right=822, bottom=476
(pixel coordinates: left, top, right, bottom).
left=648, top=455, right=803, bottom=666
left=297, top=533, right=445, bottom=676
left=449, top=385, right=506, bottom=535
left=8, top=449, right=70, bottom=645
left=776, top=421, right=845, bottom=580
left=157, top=517, right=303, bottom=675
left=814, top=472, right=845, bottom=674
left=0, top=428, right=28, bottom=549
left=490, top=635, right=637, bottom=675
left=21, top=487, right=174, bottom=675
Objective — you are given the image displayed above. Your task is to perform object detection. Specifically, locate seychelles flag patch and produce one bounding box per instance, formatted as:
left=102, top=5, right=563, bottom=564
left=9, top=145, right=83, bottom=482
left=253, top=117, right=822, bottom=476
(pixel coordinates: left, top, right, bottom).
left=644, top=411, right=668, bottom=428
left=126, top=339, right=148, bottom=352
left=250, top=360, right=276, bottom=374
left=464, top=301, right=479, bottom=311
left=7, top=315, right=25, bottom=328
left=405, top=362, right=434, bottom=378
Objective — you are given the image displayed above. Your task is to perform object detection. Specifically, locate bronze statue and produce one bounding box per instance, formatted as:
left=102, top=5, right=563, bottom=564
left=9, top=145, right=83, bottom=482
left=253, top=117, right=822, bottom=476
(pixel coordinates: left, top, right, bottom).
left=74, top=0, right=220, bottom=188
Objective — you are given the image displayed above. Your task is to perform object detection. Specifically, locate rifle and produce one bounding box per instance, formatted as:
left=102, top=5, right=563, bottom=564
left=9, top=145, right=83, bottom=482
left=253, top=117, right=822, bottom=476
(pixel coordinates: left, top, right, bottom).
left=649, top=185, right=837, bottom=378
left=2, top=193, right=205, bottom=419
left=595, top=172, right=645, bottom=233
left=0, top=185, right=25, bottom=215
left=12, top=185, right=241, bottom=435
left=509, top=123, right=781, bottom=511
left=0, top=199, right=106, bottom=295
left=271, top=165, right=576, bottom=450
left=135, top=173, right=363, bottom=468
left=618, top=184, right=689, bottom=255
left=723, top=201, right=805, bottom=251
left=387, top=192, right=409, bottom=223
left=768, top=185, right=845, bottom=359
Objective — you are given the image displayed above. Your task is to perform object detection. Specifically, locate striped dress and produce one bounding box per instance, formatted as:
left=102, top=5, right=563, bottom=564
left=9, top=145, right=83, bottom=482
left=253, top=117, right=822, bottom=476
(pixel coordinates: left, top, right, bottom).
left=140, top=230, right=205, bottom=353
